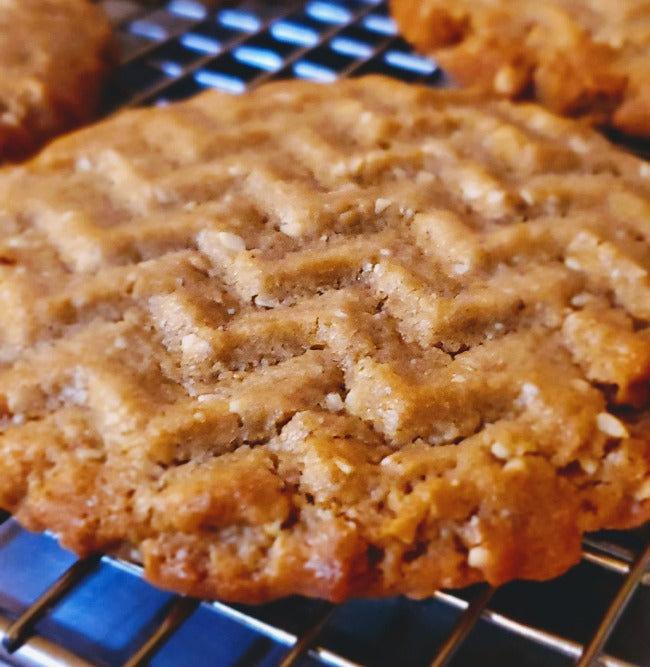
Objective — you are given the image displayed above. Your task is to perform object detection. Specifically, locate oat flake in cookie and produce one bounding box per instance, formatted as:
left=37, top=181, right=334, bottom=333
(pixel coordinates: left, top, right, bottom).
left=391, top=0, right=650, bottom=138
left=0, top=77, right=649, bottom=603
left=0, top=0, right=114, bottom=162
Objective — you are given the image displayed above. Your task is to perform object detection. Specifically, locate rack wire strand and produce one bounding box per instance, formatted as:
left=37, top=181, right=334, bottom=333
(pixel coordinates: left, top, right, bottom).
left=121, top=597, right=200, bottom=667
left=277, top=604, right=336, bottom=667
left=2, top=555, right=102, bottom=654
left=0, top=614, right=94, bottom=667
left=429, top=586, right=495, bottom=667
left=577, top=543, right=650, bottom=667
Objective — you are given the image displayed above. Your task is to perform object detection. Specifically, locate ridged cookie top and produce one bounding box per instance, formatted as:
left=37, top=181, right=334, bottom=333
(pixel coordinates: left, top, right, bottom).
left=391, top=0, right=650, bottom=138
left=0, top=77, right=649, bottom=602
left=0, top=0, right=114, bottom=161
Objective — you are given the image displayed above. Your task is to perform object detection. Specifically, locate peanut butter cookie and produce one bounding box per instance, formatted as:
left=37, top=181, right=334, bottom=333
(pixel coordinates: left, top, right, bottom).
left=0, top=0, right=114, bottom=161
left=0, top=77, right=648, bottom=602
left=391, top=0, right=650, bottom=138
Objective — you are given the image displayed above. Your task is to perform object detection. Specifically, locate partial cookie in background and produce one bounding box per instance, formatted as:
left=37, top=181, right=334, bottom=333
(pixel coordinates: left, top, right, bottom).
left=0, top=0, right=114, bottom=162
left=0, top=77, right=648, bottom=603
left=390, top=0, right=650, bottom=138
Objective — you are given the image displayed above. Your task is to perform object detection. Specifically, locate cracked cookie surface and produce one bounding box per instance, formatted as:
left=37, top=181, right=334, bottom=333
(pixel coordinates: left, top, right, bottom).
left=0, top=0, right=114, bottom=162
left=391, top=0, right=650, bottom=138
left=0, top=77, right=649, bottom=602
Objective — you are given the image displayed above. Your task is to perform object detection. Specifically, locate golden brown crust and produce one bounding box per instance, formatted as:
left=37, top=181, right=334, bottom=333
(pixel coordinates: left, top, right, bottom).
left=0, top=77, right=649, bottom=603
left=390, top=0, right=650, bottom=138
left=0, top=0, right=115, bottom=162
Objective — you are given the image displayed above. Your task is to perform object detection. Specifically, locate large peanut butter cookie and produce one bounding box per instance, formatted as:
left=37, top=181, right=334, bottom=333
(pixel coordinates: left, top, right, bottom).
left=0, top=0, right=114, bottom=162
left=391, top=0, right=650, bottom=138
left=0, top=77, right=648, bottom=602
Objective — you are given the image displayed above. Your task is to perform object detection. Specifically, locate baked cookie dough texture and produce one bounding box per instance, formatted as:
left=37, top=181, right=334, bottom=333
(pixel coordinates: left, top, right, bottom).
left=391, top=0, right=650, bottom=138
left=0, top=0, right=114, bottom=162
left=0, top=77, right=648, bottom=602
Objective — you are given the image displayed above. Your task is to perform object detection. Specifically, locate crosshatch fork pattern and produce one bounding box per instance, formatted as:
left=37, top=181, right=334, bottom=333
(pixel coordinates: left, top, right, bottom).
left=1, top=75, right=650, bottom=600
left=0, top=1, right=644, bottom=667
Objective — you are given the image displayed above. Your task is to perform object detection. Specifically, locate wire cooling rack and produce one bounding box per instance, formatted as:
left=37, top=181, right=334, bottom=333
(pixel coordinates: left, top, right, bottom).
left=0, top=2, right=649, bottom=666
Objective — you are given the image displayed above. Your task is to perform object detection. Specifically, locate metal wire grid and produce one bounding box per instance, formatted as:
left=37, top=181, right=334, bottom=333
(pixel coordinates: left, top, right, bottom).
left=1, top=512, right=649, bottom=667
left=0, top=1, right=648, bottom=666
left=102, top=0, right=442, bottom=109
